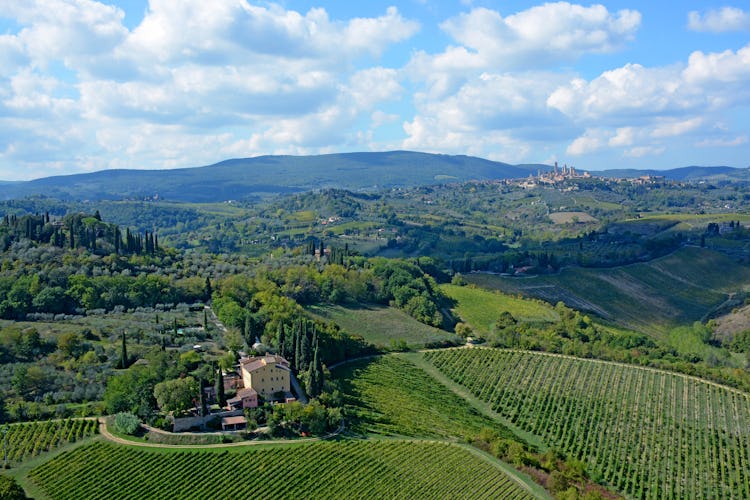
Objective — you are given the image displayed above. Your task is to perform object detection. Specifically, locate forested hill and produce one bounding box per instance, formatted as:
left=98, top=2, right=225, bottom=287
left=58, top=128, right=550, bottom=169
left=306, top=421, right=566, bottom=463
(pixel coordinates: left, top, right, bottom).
left=592, top=165, right=750, bottom=181
left=0, top=151, right=537, bottom=202
left=2, top=151, right=747, bottom=202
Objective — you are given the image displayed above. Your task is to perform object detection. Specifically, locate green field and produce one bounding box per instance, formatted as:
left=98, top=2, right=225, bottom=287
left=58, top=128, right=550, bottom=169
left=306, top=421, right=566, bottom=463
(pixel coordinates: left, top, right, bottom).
left=425, top=348, right=750, bottom=499
left=441, top=284, right=559, bottom=335
left=308, top=303, right=459, bottom=348
left=28, top=440, right=536, bottom=500
left=465, top=247, right=750, bottom=336
left=333, top=354, right=518, bottom=441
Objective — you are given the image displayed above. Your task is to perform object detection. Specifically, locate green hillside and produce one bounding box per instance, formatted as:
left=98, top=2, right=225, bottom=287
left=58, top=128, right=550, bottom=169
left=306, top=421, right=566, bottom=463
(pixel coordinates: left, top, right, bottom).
left=465, top=247, right=750, bottom=337
left=308, top=303, right=460, bottom=348
left=441, top=284, right=559, bottom=335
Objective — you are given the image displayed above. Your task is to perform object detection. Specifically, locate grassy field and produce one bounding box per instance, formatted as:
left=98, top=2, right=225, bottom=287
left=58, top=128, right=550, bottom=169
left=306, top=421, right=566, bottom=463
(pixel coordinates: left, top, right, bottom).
left=307, top=303, right=460, bottom=348
left=548, top=211, right=597, bottom=224
left=425, top=348, right=750, bottom=500
left=441, top=284, right=559, bottom=335
left=28, top=439, right=539, bottom=499
left=332, top=354, right=519, bottom=442
left=465, top=247, right=750, bottom=337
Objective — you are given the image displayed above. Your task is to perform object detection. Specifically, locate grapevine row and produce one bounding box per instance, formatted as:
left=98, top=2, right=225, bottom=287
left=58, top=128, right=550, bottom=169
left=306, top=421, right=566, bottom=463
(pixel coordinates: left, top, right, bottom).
left=29, top=440, right=534, bottom=499
left=2, top=418, right=98, bottom=464
left=424, top=348, right=750, bottom=500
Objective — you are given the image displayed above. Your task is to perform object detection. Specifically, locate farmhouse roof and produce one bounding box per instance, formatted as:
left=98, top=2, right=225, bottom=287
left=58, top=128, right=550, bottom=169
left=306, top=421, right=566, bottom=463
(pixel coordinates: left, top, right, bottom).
left=240, top=354, right=290, bottom=373
left=237, top=387, right=258, bottom=398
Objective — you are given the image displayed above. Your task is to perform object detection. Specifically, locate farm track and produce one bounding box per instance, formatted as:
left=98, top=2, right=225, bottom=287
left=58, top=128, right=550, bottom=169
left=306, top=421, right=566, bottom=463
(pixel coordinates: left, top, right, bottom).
left=97, top=418, right=343, bottom=449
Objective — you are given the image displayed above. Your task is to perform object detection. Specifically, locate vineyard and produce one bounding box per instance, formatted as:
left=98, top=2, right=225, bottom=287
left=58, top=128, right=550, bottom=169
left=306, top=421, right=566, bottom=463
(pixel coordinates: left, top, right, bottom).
left=424, top=348, right=750, bottom=499
left=334, top=354, right=517, bottom=441
left=2, top=419, right=98, bottom=464
left=29, top=440, right=536, bottom=499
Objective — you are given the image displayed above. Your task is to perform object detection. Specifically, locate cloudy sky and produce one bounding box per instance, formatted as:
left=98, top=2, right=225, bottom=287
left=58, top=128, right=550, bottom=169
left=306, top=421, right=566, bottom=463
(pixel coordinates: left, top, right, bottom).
left=1, top=1, right=749, bottom=180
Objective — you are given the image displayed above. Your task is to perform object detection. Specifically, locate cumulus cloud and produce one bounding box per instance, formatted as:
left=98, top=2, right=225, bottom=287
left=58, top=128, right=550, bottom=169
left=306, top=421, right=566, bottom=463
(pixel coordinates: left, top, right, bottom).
left=0, top=0, right=419, bottom=176
left=567, top=129, right=608, bottom=155
left=688, top=7, right=750, bottom=33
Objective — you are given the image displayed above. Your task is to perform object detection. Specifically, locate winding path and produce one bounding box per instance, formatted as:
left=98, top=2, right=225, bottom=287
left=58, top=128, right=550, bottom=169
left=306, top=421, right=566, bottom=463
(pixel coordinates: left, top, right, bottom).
left=97, top=418, right=343, bottom=449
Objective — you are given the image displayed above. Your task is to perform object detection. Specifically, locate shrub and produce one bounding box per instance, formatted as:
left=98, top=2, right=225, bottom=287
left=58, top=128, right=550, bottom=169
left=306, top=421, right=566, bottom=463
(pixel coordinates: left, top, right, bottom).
left=113, top=412, right=140, bottom=435
left=0, top=475, right=26, bottom=499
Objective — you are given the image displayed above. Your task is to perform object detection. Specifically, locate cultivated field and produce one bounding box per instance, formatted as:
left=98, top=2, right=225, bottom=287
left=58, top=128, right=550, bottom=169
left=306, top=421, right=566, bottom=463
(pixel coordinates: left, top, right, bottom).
left=308, top=303, right=459, bottom=348
left=425, top=348, right=750, bottom=499
left=465, top=247, right=750, bottom=336
left=333, top=354, right=517, bottom=441
left=29, top=440, right=537, bottom=499
left=1, top=419, right=98, bottom=465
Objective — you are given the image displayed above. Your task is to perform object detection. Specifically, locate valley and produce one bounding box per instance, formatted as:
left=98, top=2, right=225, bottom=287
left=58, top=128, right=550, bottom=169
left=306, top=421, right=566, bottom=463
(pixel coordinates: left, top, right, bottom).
left=0, top=158, right=748, bottom=499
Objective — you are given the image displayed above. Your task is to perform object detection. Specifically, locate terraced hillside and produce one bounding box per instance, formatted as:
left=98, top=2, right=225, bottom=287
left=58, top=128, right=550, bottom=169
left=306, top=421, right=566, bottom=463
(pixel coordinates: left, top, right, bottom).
left=466, top=247, right=750, bottom=336
left=29, top=440, right=536, bottom=500
left=425, top=348, right=750, bottom=499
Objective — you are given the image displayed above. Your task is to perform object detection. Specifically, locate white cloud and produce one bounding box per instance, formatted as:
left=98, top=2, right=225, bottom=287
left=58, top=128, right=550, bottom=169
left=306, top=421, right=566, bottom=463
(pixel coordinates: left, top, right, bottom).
left=567, top=129, right=609, bottom=155
left=371, top=110, right=399, bottom=128
left=348, top=68, right=402, bottom=109
left=683, top=45, right=750, bottom=85
left=651, top=118, right=703, bottom=138
left=609, top=127, right=635, bottom=147
left=0, top=0, right=127, bottom=69
left=406, top=3, right=640, bottom=100
left=688, top=7, right=750, bottom=33
left=440, top=4, right=640, bottom=70
left=547, top=64, right=693, bottom=120
left=0, top=1, right=420, bottom=176
left=624, top=146, right=664, bottom=158
left=696, top=135, right=748, bottom=147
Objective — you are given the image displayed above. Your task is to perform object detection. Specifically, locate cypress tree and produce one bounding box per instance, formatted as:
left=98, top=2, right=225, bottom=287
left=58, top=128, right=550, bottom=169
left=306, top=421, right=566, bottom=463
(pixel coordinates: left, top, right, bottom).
left=277, top=322, right=285, bottom=359
left=198, top=379, right=207, bottom=418
left=215, top=365, right=226, bottom=407
left=119, top=332, right=128, bottom=369
left=203, top=309, right=208, bottom=330
left=307, top=338, right=323, bottom=398
left=300, top=321, right=311, bottom=371
left=204, top=277, right=212, bottom=301
left=294, top=322, right=302, bottom=372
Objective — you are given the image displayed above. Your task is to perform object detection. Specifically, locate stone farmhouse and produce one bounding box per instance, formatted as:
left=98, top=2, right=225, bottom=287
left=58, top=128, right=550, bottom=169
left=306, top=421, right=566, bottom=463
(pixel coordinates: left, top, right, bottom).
left=226, top=354, right=294, bottom=410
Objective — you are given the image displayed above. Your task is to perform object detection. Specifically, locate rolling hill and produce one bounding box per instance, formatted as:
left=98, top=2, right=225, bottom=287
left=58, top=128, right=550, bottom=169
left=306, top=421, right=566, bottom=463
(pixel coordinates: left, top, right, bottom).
left=0, top=151, right=538, bottom=202
left=3, top=151, right=745, bottom=203
left=464, top=246, right=750, bottom=337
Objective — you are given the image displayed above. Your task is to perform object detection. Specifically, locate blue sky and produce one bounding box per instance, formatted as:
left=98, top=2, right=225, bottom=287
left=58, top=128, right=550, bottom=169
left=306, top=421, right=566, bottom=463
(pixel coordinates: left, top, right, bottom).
left=1, top=1, right=749, bottom=180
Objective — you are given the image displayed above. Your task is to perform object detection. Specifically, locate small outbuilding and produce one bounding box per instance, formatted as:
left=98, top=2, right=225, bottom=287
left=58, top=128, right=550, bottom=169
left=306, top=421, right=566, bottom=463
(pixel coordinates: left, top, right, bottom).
left=221, top=415, right=247, bottom=431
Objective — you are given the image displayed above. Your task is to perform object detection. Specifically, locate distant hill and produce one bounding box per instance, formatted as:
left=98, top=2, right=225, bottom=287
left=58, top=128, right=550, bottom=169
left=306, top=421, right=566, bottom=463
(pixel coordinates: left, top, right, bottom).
left=592, top=165, right=750, bottom=181
left=0, top=151, right=536, bottom=202
left=1, top=152, right=747, bottom=202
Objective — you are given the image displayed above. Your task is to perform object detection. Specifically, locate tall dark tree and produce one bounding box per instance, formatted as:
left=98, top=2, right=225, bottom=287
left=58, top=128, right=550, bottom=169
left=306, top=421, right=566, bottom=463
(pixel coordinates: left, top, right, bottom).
left=307, top=338, right=323, bottom=398
left=119, top=331, right=129, bottom=369
left=204, top=277, right=212, bottom=301
left=215, top=365, right=226, bottom=407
